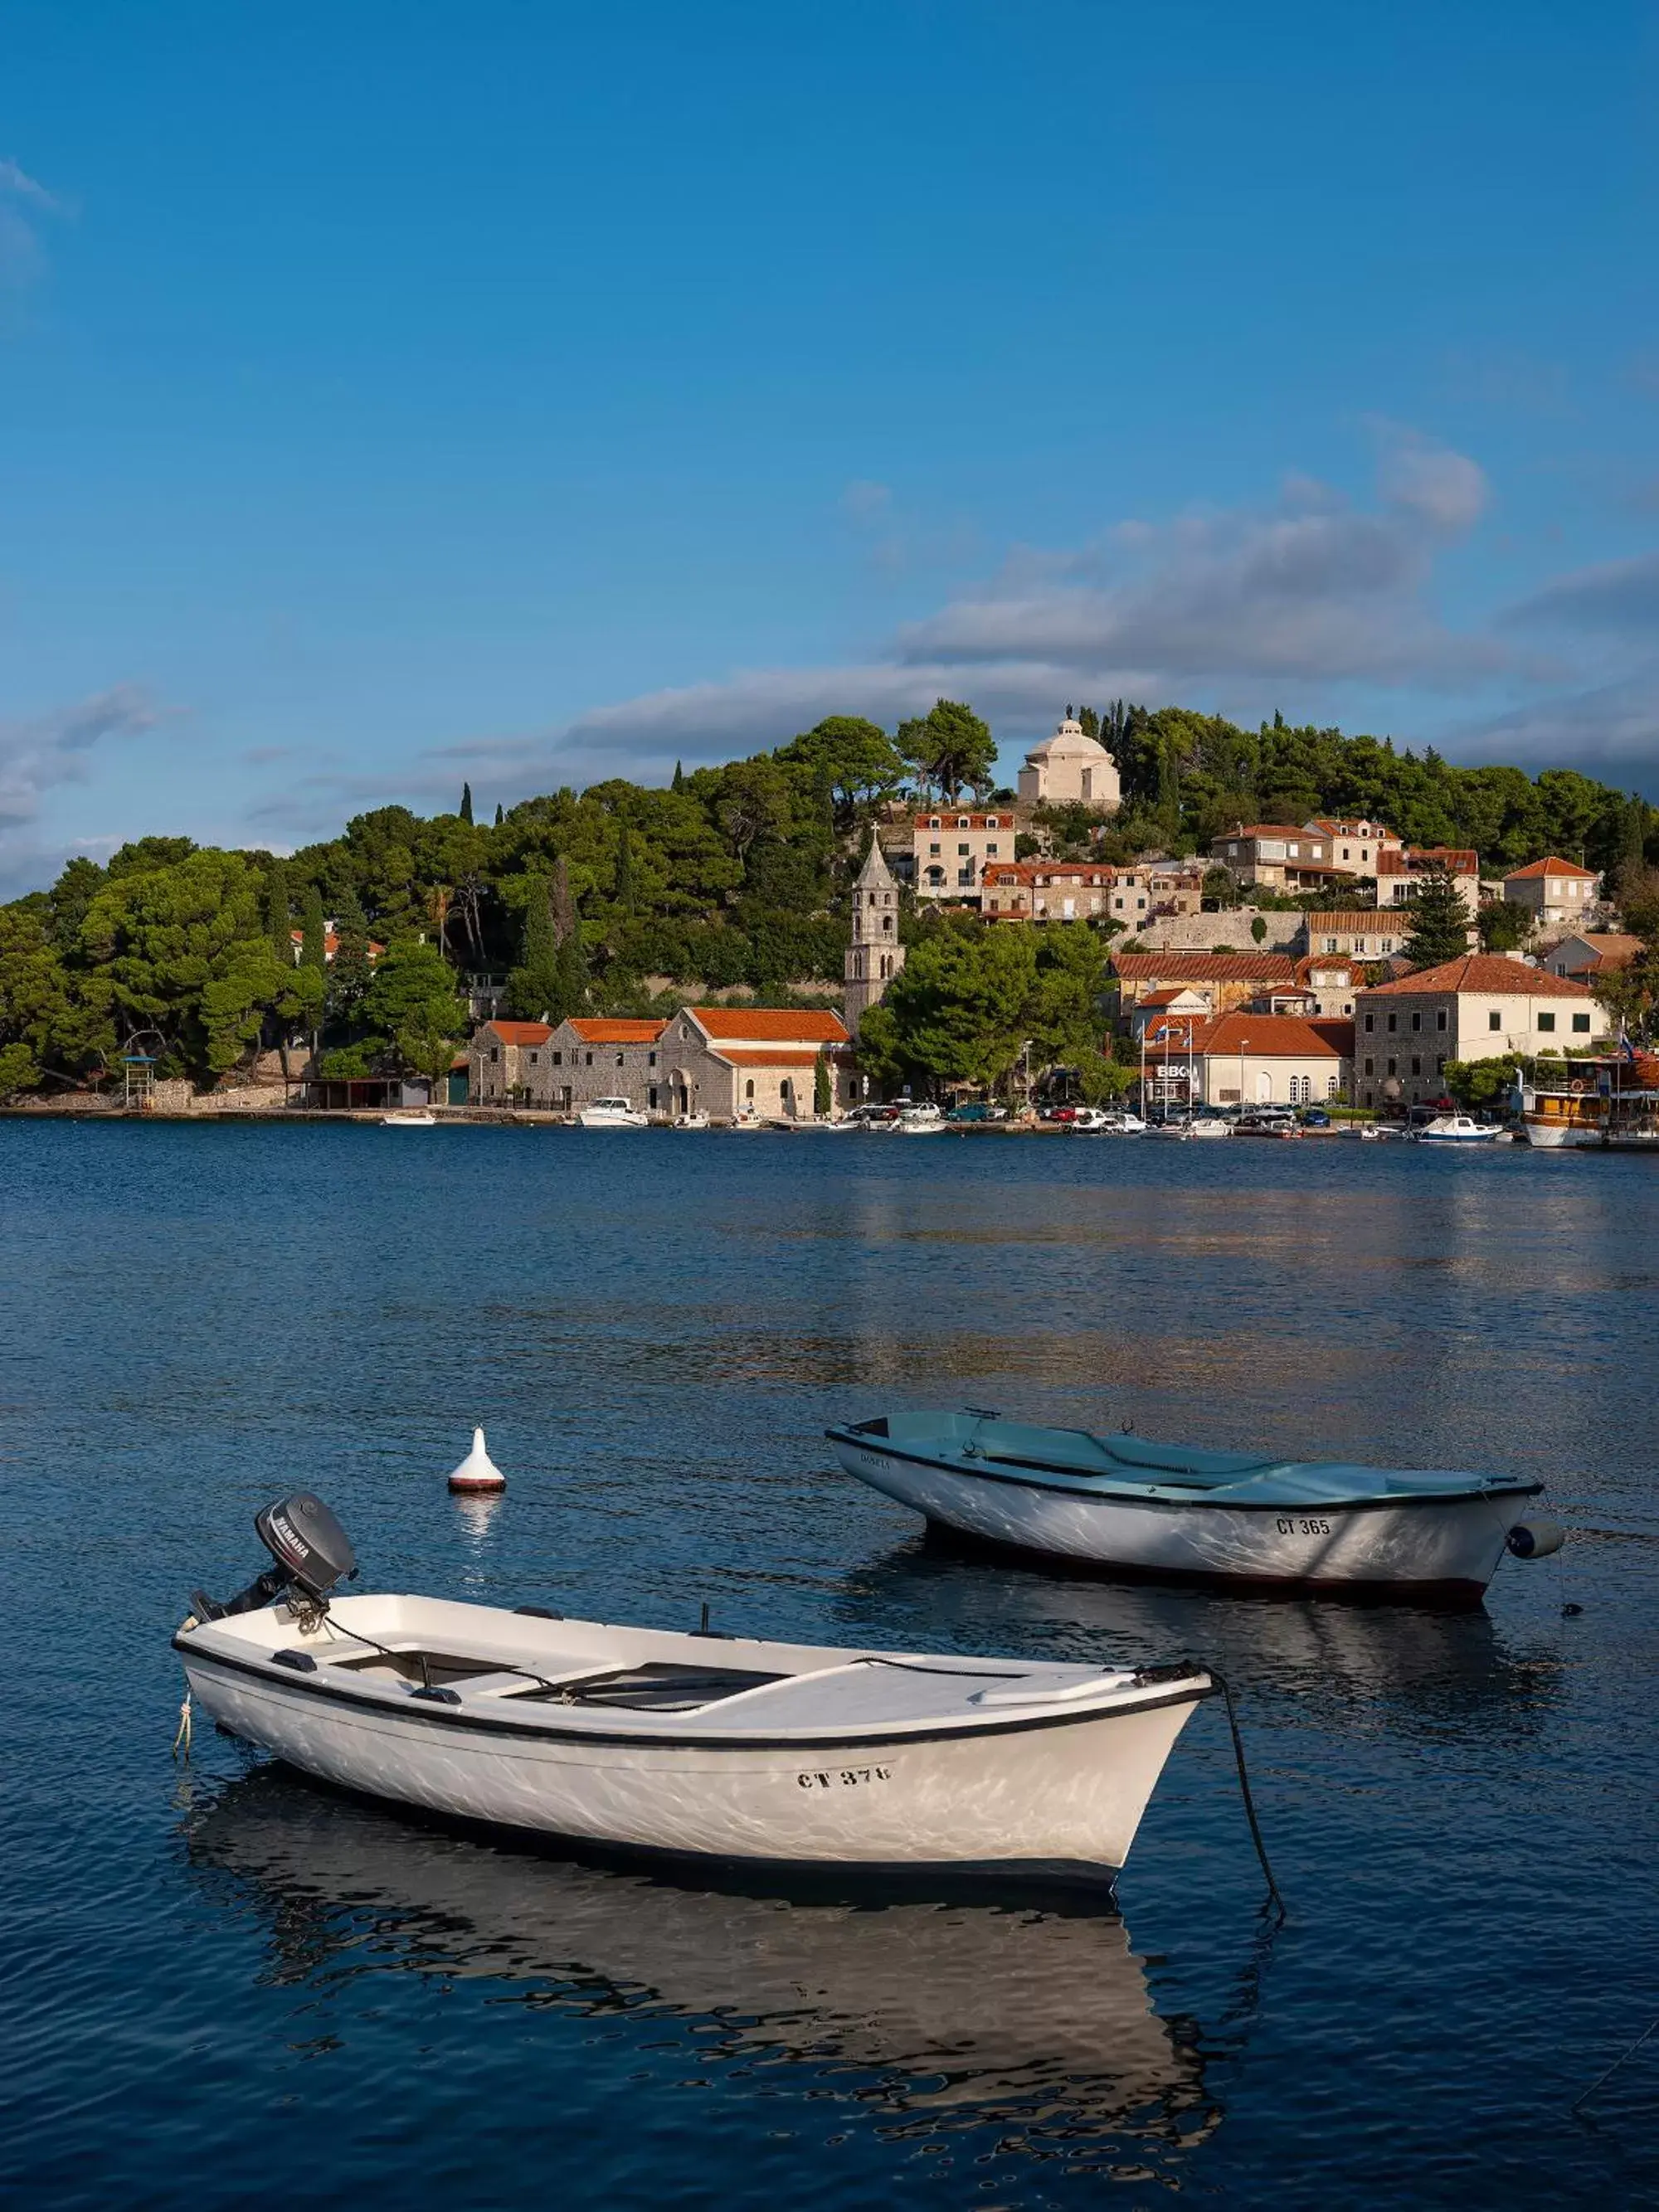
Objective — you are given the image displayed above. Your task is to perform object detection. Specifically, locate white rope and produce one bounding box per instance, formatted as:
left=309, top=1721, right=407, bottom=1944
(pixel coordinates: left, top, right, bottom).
left=171, top=1693, right=192, bottom=1760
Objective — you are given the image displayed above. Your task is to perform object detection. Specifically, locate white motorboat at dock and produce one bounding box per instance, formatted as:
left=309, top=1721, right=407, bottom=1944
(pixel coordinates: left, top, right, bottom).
left=579, top=1097, right=649, bottom=1128
left=828, top=1409, right=1554, bottom=1599
left=177, top=1494, right=1214, bottom=1879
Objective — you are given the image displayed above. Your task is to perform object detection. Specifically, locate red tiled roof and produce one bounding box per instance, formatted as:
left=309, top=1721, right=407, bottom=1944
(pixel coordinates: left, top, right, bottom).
left=1295, top=954, right=1362, bottom=982
left=1504, top=856, right=1598, bottom=881
left=1219, top=824, right=1310, bottom=840
left=912, top=812, right=1013, bottom=829
left=1142, top=1011, right=1353, bottom=1059
left=1359, top=955, right=1598, bottom=999
left=712, top=1048, right=829, bottom=1067
left=1112, top=952, right=1297, bottom=983
left=1304, top=912, right=1409, bottom=935
left=565, top=1018, right=669, bottom=1044
left=1377, top=846, right=1477, bottom=874
left=484, top=1020, right=553, bottom=1046
left=1138, top=984, right=1212, bottom=1007
left=985, top=860, right=1114, bottom=887
left=688, top=1008, right=849, bottom=1043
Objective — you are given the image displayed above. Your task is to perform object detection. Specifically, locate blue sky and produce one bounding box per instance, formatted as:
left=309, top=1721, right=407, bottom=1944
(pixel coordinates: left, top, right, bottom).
left=2, top=0, right=1657, bottom=891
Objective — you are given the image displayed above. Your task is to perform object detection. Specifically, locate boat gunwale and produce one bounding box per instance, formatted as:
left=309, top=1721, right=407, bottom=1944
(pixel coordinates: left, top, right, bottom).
left=175, top=1633, right=1215, bottom=1752
left=827, top=1425, right=1541, bottom=1514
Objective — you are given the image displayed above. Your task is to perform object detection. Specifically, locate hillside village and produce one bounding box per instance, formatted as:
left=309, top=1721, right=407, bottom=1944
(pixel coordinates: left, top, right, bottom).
left=2, top=699, right=1656, bottom=1121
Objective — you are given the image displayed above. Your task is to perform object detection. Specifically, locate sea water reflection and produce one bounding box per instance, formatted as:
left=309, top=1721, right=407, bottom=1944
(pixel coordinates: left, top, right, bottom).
left=184, top=1767, right=1223, bottom=2176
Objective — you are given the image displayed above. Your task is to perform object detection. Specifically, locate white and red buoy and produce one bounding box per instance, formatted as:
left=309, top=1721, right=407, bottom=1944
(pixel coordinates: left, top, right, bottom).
left=447, top=1426, right=506, bottom=1495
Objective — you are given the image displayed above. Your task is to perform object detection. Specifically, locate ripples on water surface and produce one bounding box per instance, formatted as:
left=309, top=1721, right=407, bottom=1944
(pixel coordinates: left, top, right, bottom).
left=1, top=1121, right=1655, bottom=2208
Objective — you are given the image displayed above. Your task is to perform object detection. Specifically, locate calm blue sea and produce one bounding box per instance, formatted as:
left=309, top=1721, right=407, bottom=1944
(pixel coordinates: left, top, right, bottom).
left=1, top=1121, right=1655, bottom=2210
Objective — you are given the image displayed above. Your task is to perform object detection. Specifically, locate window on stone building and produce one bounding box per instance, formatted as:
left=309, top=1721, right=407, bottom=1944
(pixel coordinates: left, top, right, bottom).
left=1365, top=1057, right=1374, bottom=1075
left=1386, top=1057, right=1397, bottom=1076
left=585, top=1052, right=593, bottom=1066
left=1411, top=1057, right=1421, bottom=1075
left=552, top=1050, right=562, bottom=1065
left=1572, top=1013, right=1591, bottom=1033
left=1387, top=1014, right=1397, bottom=1033
left=1537, top=1012, right=1556, bottom=1033
left=929, top=842, right=941, bottom=856
left=1437, top=1010, right=1447, bottom=1031
left=1488, top=1010, right=1501, bottom=1031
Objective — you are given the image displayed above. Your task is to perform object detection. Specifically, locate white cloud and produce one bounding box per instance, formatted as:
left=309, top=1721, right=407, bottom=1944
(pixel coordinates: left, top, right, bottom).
left=0, top=686, right=160, bottom=892
left=0, top=157, right=66, bottom=300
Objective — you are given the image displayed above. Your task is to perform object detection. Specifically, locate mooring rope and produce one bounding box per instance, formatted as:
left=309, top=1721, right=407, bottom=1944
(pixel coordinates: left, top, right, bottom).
left=1206, top=1667, right=1287, bottom=1924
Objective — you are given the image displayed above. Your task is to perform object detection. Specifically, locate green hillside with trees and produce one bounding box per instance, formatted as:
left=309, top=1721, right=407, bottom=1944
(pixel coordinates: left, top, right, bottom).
left=1, top=698, right=1655, bottom=1096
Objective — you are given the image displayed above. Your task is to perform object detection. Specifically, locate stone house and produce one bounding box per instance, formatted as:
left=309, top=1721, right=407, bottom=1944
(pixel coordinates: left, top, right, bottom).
left=654, top=1006, right=854, bottom=1121
left=1294, top=954, right=1365, bottom=1017
left=912, top=809, right=1018, bottom=902
left=536, top=1017, right=672, bottom=1114
left=1501, top=857, right=1602, bottom=934
left=468, top=1018, right=554, bottom=1105
left=1299, top=911, right=1412, bottom=962
left=1540, top=932, right=1642, bottom=980
left=1351, top=954, right=1607, bottom=1111
left=1209, top=824, right=1342, bottom=893
left=982, top=860, right=1116, bottom=921
left=1304, top=819, right=1403, bottom=878
left=1375, top=844, right=1481, bottom=929
left=1110, top=950, right=1299, bottom=1022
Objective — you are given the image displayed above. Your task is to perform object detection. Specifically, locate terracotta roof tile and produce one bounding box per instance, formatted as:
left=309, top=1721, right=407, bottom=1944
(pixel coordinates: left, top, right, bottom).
left=565, top=1018, right=669, bottom=1043
left=1504, top=855, right=1598, bottom=881
left=484, top=1020, right=553, bottom=1046
left=1142, top=1011, right=1352, bottom=1058
left=713, top=1047, right=829, bottom=1067
left=1112, top=952, right=1297, bottom=982
left=688, top=1008, right=848, bottom=1043
left=1359, top=954, right=1598, bottom=999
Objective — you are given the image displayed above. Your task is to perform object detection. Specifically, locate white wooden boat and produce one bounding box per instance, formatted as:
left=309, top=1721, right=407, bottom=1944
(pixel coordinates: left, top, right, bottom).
left=1413, top=1113, right=1501, bottom=1145
left=579, top=1096, right=649, bottom=1128
left=672, top=1111, right=711, bottom=1130
left=381, top=1109, right=435, bottom=1127
left=828, top=1410, right=1554, bottom=1598
left=177, top=1495, right=1212, bottom=1877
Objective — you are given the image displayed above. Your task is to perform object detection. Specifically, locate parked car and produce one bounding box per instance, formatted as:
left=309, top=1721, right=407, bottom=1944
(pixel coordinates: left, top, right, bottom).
left=1299, top=1107, right=1332, bottom=1128
left=1042, top=1105, right=1080, bottom=1124
left=946, top=1101, right=1008, bottom=1124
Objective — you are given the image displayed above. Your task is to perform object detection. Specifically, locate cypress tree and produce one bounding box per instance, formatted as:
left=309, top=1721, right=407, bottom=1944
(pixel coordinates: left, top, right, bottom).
left=672, top=760, right=684, bottom=793
left=813, top=1050, right=832, bottom=1118
left=460, top=782, right=474, bottom=824
left=299, top=887, right=328, bottom=972
left=494, top=802, right=504, bottom=827
left=506, top=875, right=562, bottom=1020
left=1403, top=867, right=1472, bottom=970
left=264, top=857, right=292, bottom=961
left=329, top=889, right=373, bottom=1018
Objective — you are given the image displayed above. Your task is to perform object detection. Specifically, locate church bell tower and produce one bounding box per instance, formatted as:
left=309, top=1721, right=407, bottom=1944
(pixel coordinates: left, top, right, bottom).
left=844, top=834, right=905, bottom=1038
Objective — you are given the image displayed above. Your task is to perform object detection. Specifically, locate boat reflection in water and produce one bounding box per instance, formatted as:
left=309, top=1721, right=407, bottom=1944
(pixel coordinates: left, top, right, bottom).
left=184, top=1767, right=1219, bottom=2158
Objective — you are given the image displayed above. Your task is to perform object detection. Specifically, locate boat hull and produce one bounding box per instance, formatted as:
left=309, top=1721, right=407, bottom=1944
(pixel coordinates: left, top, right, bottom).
left=831, top=1437, right=1527, bottom=1597
left=179, top=1632, right=1203, bottom=1875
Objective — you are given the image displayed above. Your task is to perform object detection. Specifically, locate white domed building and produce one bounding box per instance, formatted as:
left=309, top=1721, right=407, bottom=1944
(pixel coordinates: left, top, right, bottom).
left=1017, top=717, right=1121, bottom=811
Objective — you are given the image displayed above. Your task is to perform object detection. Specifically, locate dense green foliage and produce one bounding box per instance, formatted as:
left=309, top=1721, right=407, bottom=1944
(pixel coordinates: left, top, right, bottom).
left=2, top=698, right=1654, bottom=1093
left=855, top=915, right=1126, bottom=1098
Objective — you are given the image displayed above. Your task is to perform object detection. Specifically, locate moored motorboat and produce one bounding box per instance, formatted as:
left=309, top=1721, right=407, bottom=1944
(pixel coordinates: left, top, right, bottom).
left=382, top=1109, right=436, bottom=1127
left=1412, top=1113, right=1501, bottom=1145
left=827, top=1409, right=1552, bottom=1599
left=176, top=1494, right=1214, bottom=1876
left=579, top=1097, right=649, bottom=1128
left=672, top=1111, right=711, bottom=1130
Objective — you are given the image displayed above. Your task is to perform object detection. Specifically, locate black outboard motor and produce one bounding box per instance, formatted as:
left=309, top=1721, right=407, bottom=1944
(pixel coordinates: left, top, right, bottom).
left=192, top=1494, right=358, bottom=1621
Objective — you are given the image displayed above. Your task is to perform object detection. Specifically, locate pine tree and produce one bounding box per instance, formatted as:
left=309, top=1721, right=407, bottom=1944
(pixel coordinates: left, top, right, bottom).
left=615, top=817, right=635, bottom=912
left=1403, top=867, right=1472, bottom=970
left=460, top=782, right=474, bottom=824
left=1155, top=740, right=1180, bottom=824
left=299, top=887, right=328, bottom=972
